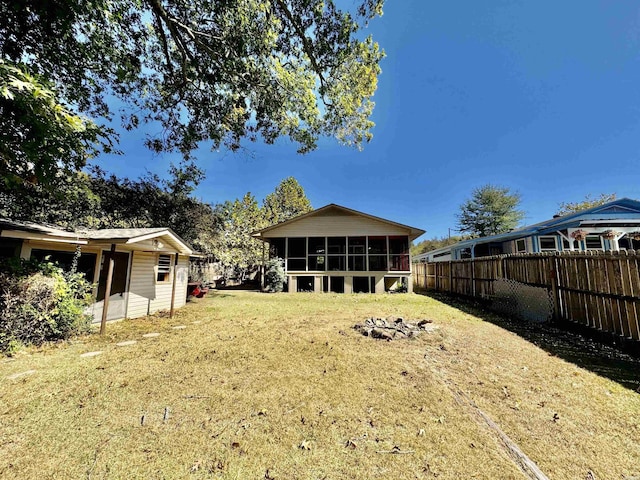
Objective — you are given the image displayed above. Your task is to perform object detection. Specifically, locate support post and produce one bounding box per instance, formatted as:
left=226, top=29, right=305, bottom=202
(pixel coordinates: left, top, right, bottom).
left=170, top=253, right=180, bottom=318
left=100, top=244, right=116, bottom=335
left=261, top=242, right=266, bottom=290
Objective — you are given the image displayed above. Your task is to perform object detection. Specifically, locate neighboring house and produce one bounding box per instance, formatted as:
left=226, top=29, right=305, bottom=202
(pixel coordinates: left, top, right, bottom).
left=252, top=204, right=425, bottom=293
left=414, top=198, right=640, bottom=262
left=0, top=219, right=193, bottom=322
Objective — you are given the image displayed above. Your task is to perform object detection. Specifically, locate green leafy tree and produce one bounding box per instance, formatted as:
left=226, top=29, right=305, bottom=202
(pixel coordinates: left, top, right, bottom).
left=211, top=193, right=266, bottom=280
left=457, top=185, right=525, bottom=237
left=556, top=193, right=617, bottom=216
left=263, top=176, right=313, bottom=225
left=411, top=235, right=467, bottom=256
left=0, top=163, right=218, bottom=254
left=0, top=61, right=106, bottom=188
left=0, top=171, right=100, bottom=229
left=1, top=0, right=385, bottom=188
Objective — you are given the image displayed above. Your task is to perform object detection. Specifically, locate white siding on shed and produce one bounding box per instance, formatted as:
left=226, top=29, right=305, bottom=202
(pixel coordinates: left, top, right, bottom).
left=126, top=252, right=189, bottom=319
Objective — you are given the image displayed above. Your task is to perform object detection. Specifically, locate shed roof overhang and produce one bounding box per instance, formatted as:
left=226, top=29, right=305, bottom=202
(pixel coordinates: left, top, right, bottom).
left=0, top=219, right=193, bottom=255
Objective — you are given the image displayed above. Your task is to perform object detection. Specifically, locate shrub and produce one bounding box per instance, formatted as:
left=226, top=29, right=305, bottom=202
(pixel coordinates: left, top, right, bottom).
left=0, top=257, right=93, bottom=354
left=264, top=257, right=285, bottom=292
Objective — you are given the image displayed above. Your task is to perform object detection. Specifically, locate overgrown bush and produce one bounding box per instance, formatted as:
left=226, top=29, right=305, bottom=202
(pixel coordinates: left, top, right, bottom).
left=0, top=257, right=93, bottom=354
left=264, top=257, right=285, bottom=292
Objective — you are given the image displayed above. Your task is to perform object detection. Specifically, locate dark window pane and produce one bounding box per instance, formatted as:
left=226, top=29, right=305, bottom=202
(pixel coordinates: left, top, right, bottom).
left=269, top=238, right=286, bottom=258
left=287, top=258, right=306, bottom=271
left=390, top=255, right=409, bottom=271
left=585, top=236, right=602, bottom=250
left=31, top=249, right=97, bottom=281
left=348, top=237, right=366, bottom=254
left=296, top=276, right=314, bottom=292
left=353, top=276, right=370, bottom=293
left=308, top=255, right=326, bottom=271
left=327, top=256, right=345, bottom=271
left=288, top=237, right=306, bottom=257
left=330, top=276, right=344, bottom=293
left=389, top=236, right=409, bottom=254
left=322, top=276, right=329, bottom=293
left=370, top=276, right=376, bottom=293
left=369, top=255, right=387, bottom=271
left=328, top=237, right=346, bottom=254
left=0, top=238, right=21, bottom=259
left=539, top=237, right=556, bottom=250
left=368, top=236, right=387, bottom=254
left=348, top=255, right=366, bottom=271
left=308, top=237, right=325, bottom=254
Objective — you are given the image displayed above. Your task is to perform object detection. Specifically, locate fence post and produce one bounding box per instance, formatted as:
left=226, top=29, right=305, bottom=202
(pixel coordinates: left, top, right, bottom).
left=549, top=253, right=561, bottom=321
left=448, top=261, right=453, bottom=293
left=471, top=260, right=476, bottom=297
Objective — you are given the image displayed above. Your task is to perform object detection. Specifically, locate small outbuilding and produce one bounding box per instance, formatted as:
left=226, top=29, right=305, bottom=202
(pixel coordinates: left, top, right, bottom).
left=0, top=219, right=193, bottom=322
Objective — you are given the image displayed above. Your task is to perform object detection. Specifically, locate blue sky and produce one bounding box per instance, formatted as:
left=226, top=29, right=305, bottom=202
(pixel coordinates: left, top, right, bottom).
left=96, top=1, right=640, bottom=243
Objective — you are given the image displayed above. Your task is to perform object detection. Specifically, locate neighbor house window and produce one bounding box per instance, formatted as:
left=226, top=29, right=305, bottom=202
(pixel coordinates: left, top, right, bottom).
left=515, top=239, right=526, bottom=253
left=157, top=254, right=172, bottom=283
left=538, top=236, right=557, bottom=252
left=585, top=235, right=603, bottom=250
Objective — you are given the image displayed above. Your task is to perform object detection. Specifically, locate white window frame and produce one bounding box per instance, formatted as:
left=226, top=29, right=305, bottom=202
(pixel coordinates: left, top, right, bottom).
left=538, top=236, right=558, bottom=252
left=156, top=254, right=173, bottom=284
left=515, top=238, right=527, bottom=253
left=585, top=235, right=604, bottom=251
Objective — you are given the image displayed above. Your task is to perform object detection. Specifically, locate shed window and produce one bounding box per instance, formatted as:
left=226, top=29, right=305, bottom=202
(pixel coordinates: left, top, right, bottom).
left=515, top=239, right=526, bottom=253
left=157, top=254, right=172, bottom=283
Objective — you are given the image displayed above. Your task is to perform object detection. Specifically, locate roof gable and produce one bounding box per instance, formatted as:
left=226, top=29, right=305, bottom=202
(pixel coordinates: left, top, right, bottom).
left=253, top=204, right=425, bottom=240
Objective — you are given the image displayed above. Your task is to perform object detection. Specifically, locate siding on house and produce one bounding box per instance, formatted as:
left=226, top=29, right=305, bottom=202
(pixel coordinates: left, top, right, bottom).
left=261, top=212, right=409, bottom=238
left=254, top=204, right=425, bottom=294
left=126, top=252, right=189, bottom=319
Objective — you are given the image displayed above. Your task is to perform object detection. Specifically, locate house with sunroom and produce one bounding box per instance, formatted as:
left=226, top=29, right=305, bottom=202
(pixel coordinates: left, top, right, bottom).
left=414, top=197, right=640, bottom=262
left=0, top=218, right=193, bottom=322
left=252, top=204, right=425, bottom=293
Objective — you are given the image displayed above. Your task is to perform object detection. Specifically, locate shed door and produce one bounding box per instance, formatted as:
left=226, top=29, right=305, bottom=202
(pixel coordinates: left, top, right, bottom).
left=95, top=251, right=130, bottom=321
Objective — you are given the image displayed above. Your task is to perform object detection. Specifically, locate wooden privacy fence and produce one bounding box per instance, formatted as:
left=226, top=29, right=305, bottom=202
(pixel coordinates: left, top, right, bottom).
left=413, top=251, right=640, bottom=342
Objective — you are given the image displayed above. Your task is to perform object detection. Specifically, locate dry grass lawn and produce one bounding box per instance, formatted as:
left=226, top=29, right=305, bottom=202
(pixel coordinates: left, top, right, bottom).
left=1, top=291, right=639, bottom=479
